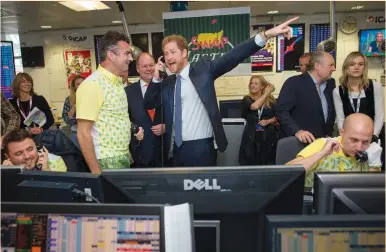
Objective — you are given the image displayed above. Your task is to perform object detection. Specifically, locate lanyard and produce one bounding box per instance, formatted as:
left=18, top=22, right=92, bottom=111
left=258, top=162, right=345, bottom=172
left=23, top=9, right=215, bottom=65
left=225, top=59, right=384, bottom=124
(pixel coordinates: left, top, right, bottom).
left=349, top=90, right=362, bottom=113
left=16, top=97, right=32, bottom=119
left=257, top=106, right=264, bottom=121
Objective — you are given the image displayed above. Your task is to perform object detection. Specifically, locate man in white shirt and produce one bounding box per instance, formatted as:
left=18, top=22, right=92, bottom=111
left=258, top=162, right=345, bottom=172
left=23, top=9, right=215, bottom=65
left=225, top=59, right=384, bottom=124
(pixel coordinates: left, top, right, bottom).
left=125, top=53, right=166, bottom=167
left=145, top=17, right=299, bottom=167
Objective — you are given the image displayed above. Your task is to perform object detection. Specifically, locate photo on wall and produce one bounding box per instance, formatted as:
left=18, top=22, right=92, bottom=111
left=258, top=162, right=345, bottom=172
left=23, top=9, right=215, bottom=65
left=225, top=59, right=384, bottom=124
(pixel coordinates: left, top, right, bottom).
left=64, top=49, right=92, bottom=88
left=276, top=23, right=305, bottom=71
left=251, top=24, right=275, bottom=72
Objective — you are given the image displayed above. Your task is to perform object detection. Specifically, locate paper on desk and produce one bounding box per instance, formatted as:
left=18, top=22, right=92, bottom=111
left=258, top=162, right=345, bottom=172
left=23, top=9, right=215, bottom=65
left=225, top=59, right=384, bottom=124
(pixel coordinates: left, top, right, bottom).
left=23, top=107, right=47, bottom=127
left=164, top=203, right=193, bottom=252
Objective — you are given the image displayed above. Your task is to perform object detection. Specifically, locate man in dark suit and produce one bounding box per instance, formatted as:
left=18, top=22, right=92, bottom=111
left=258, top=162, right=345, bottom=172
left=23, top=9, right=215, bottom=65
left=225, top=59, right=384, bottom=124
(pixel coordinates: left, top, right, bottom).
left=125, top=53, right=166, bottom=167
left=275, top=51, right=336, bottom=144
left=145, top=17, right=299, bottom=167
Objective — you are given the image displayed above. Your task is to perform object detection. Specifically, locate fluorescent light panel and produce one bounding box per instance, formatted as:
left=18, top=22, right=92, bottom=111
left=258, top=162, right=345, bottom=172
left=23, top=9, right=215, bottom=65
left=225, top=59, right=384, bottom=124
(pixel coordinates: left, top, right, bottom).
left=268, top=10, right=279, bottom=14
left=112, top=20, right=122, bottom=24
left=59, top=1, right=110, bottom=12
left=41, top=25, right=52, bottom=28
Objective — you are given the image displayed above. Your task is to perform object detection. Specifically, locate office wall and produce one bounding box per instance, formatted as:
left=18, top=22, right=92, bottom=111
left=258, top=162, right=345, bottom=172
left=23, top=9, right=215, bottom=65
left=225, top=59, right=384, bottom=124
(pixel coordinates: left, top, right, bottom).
left=18, top=11, right=385, bottom=117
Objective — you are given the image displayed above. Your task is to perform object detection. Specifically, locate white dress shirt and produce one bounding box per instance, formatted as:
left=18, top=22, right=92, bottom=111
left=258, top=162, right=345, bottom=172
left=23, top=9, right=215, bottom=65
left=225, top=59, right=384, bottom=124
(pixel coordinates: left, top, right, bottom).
left=139, top=79, right=149, bottom=98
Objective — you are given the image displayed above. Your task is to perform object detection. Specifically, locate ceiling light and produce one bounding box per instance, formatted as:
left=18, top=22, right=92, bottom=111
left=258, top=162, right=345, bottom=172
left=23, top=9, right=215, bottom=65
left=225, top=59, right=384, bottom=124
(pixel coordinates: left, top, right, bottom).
left=59, top=1, right=110, bottom=12
left=41, top=25, right=52, bottom=29
left=112, top=20, right=122, bottom=24
left=351, top=5, right=364, bottom=10
left=268, top=10, right=279, bottom=14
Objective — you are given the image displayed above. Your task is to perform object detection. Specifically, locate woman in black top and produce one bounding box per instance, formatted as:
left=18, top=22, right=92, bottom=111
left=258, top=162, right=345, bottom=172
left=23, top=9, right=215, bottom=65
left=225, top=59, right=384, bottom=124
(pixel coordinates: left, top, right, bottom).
left=239, top=75, right=279, bottom=165
left=10, top=73, right=54, bottom=136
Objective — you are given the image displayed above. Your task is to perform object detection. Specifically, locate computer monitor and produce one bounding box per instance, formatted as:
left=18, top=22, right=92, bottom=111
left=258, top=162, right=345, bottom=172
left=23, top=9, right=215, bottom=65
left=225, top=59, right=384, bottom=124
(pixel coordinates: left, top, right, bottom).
left=1, top=202, right=165, bottom=252
left=331, top=188, right=385, bottom=214
left=2, top=170, right=108, bottom=203
left=1, top=166, right=23, bottom=202
left=219, top=99, right=244, bottom=118
left=313, top=172, right=385, bottom=214
left=266, top=215, right=385, bottom=251
left=102, top=166, right=305, bottom=252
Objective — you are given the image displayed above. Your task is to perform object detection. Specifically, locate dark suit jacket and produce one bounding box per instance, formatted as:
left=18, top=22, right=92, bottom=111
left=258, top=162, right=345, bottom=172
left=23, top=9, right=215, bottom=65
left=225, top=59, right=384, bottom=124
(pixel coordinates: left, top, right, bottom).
left=125, top=81, right=163, bottom=166
left=275, top=72, right=336, bottom=138
left=144, top=37, right=263, bottom=153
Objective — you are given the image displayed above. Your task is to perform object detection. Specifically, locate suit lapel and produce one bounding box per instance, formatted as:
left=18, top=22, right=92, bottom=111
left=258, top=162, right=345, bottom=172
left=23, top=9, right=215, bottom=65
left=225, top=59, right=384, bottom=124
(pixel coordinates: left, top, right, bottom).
left=135, top=81, right=152, bottom=124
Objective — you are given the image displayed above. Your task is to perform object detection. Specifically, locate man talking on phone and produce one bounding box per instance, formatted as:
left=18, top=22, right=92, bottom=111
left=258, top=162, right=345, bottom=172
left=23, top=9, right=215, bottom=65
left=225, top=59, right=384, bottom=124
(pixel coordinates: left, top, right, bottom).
left=145, top=17, right=299, bottom=167
left=2, top=129, right=67, bottom=172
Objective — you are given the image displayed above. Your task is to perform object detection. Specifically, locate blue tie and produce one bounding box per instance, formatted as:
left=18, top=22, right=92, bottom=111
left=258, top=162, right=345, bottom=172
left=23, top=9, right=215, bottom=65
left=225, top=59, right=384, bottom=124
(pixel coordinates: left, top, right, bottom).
left=174, top=75, right=183, bottom=147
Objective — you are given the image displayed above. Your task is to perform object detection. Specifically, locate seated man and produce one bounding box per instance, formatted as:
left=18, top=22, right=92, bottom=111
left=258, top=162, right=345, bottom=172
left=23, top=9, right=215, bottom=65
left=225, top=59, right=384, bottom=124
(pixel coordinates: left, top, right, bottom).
left=287, top=113, right=382, bottom=187
left=2, top=129, right=67, bottom=172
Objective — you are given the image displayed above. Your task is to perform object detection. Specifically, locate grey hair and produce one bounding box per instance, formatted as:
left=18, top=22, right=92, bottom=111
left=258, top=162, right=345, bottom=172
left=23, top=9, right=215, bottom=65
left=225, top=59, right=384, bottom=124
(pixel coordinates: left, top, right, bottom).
left=99, top=30, right=130, bottom=62
left=307, top=51, right=325, bottom=71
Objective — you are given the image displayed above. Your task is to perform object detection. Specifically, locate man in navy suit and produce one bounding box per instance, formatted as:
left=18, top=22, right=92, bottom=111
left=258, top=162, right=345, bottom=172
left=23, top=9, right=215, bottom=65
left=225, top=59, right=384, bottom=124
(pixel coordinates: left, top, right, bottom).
left=125, top=53, right=166, bottom=167
left=145, top=17, right=299, bottom=167
left=275, top=51, right=336, bottom=144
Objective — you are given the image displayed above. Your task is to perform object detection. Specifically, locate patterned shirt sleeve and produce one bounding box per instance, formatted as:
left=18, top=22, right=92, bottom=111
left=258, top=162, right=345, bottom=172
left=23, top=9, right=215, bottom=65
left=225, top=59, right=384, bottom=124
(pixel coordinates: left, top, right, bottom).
left=1, top=92, right=20, bottom=136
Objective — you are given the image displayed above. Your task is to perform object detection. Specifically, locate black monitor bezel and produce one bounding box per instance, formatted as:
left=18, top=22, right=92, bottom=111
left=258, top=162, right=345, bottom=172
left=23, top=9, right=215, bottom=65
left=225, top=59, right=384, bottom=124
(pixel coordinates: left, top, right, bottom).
left=331, top=187, right=385, bottom=214
left=313, top=172, right=385, bottom=214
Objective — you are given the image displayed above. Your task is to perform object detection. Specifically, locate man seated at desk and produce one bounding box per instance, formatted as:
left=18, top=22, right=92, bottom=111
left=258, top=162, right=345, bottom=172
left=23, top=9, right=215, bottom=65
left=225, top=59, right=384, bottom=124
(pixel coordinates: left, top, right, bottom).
left=2, top=129, right=67, bottom=172
left=286, top=113, right=382, bottom=187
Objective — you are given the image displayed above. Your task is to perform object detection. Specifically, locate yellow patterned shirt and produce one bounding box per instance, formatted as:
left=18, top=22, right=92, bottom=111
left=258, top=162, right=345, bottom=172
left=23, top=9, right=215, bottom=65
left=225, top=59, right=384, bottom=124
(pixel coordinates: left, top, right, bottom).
left=76, top=65, right=131, bottom=167
left=297, top=136, right=371, bottom=187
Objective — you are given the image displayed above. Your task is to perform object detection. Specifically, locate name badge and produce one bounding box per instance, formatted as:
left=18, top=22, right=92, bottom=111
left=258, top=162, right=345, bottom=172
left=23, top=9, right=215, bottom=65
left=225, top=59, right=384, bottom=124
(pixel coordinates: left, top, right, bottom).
left=256, top=123, right=264, bottom=132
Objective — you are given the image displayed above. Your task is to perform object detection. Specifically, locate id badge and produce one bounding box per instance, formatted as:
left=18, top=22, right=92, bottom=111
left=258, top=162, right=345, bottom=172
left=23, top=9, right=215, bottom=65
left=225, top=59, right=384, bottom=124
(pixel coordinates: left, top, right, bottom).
left=256, top=123, right=264, bottom=132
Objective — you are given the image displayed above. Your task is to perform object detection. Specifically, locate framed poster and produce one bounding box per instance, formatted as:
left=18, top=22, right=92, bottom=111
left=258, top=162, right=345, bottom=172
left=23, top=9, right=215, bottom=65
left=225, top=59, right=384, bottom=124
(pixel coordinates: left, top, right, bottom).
left=277, top=23, right=305, bottom=71
left=251, top=24, right=275, bottom=72
left=64, top=49, right=92, bottom=88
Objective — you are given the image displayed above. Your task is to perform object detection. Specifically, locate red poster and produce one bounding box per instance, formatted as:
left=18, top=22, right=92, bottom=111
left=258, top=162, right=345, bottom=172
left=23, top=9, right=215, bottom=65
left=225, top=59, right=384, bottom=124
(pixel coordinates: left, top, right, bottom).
left=64, top=50, right=92, bottom=88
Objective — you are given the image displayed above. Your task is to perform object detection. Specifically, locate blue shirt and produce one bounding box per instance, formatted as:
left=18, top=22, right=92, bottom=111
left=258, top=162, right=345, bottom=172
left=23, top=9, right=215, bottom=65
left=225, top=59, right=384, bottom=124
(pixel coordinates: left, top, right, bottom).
left=308, top=72, right=328, bottom=122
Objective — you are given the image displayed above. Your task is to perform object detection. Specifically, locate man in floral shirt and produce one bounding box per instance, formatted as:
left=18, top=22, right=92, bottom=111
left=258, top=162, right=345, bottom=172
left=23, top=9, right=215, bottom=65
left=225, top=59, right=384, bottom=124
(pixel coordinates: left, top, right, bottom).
left=287, top=113, right=382, bottom=187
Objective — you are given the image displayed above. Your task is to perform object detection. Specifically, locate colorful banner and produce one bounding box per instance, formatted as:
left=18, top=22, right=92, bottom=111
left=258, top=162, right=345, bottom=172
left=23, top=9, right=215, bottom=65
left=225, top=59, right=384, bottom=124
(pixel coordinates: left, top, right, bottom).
left=163, top=7, right=251, bottom=76
left=251, top=24, right=274, bottom=72
left=64, top=49, right=92, bottom=88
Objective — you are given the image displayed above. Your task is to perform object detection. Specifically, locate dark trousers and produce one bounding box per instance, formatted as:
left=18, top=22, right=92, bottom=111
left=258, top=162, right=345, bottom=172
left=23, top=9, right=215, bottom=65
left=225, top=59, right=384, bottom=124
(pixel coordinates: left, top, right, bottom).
left=173, top=137, right=217, bottom=167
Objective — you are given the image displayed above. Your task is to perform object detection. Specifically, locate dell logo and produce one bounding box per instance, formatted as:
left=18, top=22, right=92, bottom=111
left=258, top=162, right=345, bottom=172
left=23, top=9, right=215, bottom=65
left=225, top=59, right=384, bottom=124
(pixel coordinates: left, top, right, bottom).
left=183, top=179, right=221, bottom=191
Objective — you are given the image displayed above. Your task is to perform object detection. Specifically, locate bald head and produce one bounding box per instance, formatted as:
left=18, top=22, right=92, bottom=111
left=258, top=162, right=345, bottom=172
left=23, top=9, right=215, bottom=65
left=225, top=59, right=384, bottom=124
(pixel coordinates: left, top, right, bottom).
left=340, top=113, right=374, bottom=157
left=136, top=52, right=155, bottom=83
left=343, top=113, right=374, bottom=132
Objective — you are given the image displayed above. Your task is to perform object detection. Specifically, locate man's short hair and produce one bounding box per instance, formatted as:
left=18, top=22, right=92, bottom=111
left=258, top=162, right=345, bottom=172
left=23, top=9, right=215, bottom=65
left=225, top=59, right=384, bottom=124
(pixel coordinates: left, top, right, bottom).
left=300, top=52, right=312, bottom=60
left=2, top=129, right=32, bottom=154
left=136, top=52, right=155, bottom=66
left=99, top=30, right=131, bottom=62
left=162, top=35, right=188, bottom=52
left=306, top=51, right=325, bottom=71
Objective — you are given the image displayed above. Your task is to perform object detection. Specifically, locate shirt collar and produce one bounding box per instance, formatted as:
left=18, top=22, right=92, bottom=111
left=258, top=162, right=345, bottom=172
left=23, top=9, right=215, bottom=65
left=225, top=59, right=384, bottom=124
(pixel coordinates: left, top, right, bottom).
left=179, top=63, right=190, bottom=80
left=308, top=71, right=327, bottom=86
left=140, top=79, right=149, bottom=87
left=97, top=65, right=123, bottom=86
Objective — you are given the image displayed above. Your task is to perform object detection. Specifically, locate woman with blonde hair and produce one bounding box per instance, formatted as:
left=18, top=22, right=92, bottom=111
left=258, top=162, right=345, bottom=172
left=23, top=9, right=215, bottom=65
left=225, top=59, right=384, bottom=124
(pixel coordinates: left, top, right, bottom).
left=62, top=75, right=85, bottom=126
left=368, top=32, right=384, bottom=53
left=333, top=51, right=384, bottom=138
left=239, top=75, right=279, bottom=165
left=9, top=72, right=54, bottom=135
